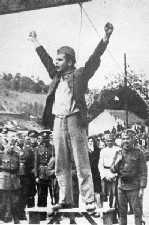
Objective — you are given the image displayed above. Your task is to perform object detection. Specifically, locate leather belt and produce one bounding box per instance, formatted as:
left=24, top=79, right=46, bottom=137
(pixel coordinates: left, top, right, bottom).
left=104, top=166, right=111, bottom=169
left=55, top=111, right=79, bottom=119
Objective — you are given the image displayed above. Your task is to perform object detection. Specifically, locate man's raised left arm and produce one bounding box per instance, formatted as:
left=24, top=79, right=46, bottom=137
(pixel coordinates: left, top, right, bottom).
left=83, top=22, right=114, bottom=80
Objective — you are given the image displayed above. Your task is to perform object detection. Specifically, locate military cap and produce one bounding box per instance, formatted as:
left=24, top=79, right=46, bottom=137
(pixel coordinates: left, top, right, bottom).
left=1, top=127, right=9, bottom=134
left=104, top=133, right=115, bottom=141
left=121, top=129, right=136, bottom=139
left=39, top=130, right=52, bottom=139
left=57, top=46, right=76, bottom=63
left=28, top=130, right=38, bottom=138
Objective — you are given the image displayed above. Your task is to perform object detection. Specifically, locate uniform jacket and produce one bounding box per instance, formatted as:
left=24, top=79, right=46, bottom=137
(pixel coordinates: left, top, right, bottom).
left=36, top=39, right=109, bottom=129
left=111, top=147, right=147, bottom=190
left=19, top=144, right=35, bottom=176
left=0, top=150, right=20, bottom=190
left=47, top=156, right=55, bottom=178
left=34, top=144, right=51, bottom=180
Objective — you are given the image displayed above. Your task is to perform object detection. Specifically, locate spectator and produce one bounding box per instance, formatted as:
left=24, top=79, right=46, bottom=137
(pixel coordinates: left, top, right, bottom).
left=111, top=129, right=148, bottom=225
left=88, top=136, right=102, bottom=216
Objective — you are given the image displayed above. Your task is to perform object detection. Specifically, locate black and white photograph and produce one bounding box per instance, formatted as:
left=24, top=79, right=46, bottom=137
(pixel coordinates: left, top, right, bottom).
left=0, top=0, right=149, bottom=224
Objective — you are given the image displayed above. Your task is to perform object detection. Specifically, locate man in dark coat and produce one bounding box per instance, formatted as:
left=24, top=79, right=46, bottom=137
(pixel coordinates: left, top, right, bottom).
left=19, top=130, right=37, bottom=217
left=34, top=131, right=52, bottom=220
left=0, top=139, right=21, bottom=223
left=28, top=22, right=113, bottom=215
left=111, top=129, right=148, bottom=225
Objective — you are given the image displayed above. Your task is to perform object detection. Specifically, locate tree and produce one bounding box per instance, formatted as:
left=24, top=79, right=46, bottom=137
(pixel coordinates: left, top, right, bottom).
left=19, top=76, right=35, bottom=92
left=104, top=71, right=149, bottom=100
left=3, top=73, right=13, bottom=81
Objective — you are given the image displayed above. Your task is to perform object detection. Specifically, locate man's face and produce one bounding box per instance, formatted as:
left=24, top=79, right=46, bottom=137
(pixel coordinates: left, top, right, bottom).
left=96, top=138, right=100, bottom=147
left=55, top=53, right=69, bottom=73
left=37, top=136, right=43, bottom=145
left=106, top=139, right=113, bottom=148
left=30, top=137, right=36, bottom=144
left=88, top=138, right=93, bottom=146
left=88, top=138, right=94, bottom=152
left=122, top=135, right=133, bottom=150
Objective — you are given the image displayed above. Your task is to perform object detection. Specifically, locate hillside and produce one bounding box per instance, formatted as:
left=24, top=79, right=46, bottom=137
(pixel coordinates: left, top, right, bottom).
left=0, top=81, right=148, bottom=130
left=0, top=85, right=46, bottom=118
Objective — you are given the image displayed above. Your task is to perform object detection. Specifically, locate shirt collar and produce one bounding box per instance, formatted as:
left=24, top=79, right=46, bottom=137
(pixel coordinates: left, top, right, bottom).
left=62, top=69, right=75, bottom=80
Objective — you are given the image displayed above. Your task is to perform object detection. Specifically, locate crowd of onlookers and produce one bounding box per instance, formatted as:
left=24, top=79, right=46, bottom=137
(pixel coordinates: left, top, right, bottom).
left=0, top=127, right=58, bottom=223
left=87, top=123, right=148, bottom=223
left=0, top=123, right=148, bottom=223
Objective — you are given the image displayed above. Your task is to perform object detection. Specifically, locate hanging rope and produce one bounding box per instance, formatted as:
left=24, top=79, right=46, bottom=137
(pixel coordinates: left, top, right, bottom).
left=78, top=2, right=124, bottom=74
left=76, top=3, right=83, bottom=63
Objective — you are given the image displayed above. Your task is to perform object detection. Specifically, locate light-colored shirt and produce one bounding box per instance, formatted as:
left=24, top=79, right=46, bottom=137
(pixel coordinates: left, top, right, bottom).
left=98, top=145, right=120, bottom=179
left=52, top=76, right=79, bottom=116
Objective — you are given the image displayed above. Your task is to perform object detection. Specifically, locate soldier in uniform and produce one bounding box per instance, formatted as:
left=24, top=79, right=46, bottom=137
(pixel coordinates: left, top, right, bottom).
left=19, top=130, right=37, bottom=219
left=34, top=130, right=52, bottom=220
left=47, top=138, right=59, bottom=206
left=0, top=138, right=21, bottom=223
left=111, top=129, right=148, bottom=225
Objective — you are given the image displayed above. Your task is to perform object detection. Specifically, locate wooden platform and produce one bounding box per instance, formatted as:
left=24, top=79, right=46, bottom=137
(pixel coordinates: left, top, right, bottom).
left=25, top=207, right=115, bottom=224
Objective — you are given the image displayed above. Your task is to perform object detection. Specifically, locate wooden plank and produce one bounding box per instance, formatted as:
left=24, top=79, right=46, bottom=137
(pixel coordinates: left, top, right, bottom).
left=26, top=207, right=104, bottom=225
left=26, top=206, right=115, bottom=213
left=103, top=211, right=114, bottom=225
left=82, top=212, right=98, bottom=225
left=0, top=0, right=92, bottom=15
left=26, top=207, right=86, bottom=213
left=29, top=212, right=40, bottom=224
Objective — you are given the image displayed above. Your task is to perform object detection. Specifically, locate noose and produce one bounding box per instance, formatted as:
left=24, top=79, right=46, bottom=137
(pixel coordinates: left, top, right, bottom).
left=76, top=2, right=83, bottom=64
left=78, top=2, right=124, bottom=74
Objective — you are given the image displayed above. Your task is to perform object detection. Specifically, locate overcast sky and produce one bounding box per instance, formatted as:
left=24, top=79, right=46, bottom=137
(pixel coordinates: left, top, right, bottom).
left=0, top=0, right=149, bottom=89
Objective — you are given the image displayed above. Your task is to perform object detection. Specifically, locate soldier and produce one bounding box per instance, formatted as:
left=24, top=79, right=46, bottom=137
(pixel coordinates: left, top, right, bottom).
left=47, top=132, right=59, bottom=206
left=111, top=129, right=148, bottom=225
left=47, top=148, right=59, bottom=207
left=0, top=138, right=21, bottom=223
left=34, top=130, right=52, bottom=220
left=19, top=130, right=37, bottom=219
left=1, top=127, right=9, bottom=136
left=88, top=136, right=101, bottom=216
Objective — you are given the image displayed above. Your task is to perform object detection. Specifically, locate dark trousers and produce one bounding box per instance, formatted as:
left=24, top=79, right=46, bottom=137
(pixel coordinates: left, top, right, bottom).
left=118, top=188, right=142, bottom=225
left=37, top=178, right=59, bottom=207
left=0, top=190, right=20, bottom=223
left=19, top=174, right=36, bottom=212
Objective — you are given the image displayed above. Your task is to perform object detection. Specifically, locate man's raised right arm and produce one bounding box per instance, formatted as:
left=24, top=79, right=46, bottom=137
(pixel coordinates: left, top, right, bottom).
left=28, top=31, right=56, bottom=79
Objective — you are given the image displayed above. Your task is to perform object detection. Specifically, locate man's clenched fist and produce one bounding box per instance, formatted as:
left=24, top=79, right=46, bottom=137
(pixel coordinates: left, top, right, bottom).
left=104, top=22, right=114, bottom=38
left=28, top=31, right=37, bottom=42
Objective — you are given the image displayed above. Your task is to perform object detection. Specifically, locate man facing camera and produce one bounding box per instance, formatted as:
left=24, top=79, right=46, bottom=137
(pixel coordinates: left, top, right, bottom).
left=28, top=22, right=114, bottom=215
left=111, top=129, right=147, bottom=225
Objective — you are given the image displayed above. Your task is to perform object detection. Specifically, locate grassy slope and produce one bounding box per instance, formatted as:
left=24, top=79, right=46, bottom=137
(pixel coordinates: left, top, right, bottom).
left=0, top=87, right=47, bottom=114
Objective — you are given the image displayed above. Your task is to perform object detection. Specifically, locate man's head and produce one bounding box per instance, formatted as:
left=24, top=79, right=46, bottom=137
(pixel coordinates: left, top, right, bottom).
left=121, top=129, right=136, bottom=150
left=104, top=133, right=115, bottom=148
left=88, top=137, right=94, bottom=152
left=28, top=130, right=38, bottom=144
left=1, top=127, right=8, bottom=134
left=55, top=46, right=76, bottom=73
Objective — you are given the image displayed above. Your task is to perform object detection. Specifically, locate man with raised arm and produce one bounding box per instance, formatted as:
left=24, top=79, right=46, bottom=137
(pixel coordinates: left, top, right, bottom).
left=28, top=23, right=113, bottom=215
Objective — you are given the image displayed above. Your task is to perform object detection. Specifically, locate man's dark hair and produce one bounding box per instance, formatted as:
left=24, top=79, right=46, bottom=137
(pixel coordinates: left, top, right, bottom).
left=65, top=53, right=76, bottom=67
left=57, top=46, right=76, bottom=66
